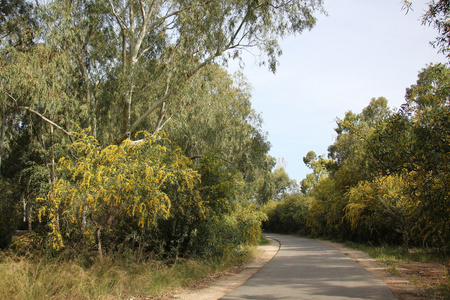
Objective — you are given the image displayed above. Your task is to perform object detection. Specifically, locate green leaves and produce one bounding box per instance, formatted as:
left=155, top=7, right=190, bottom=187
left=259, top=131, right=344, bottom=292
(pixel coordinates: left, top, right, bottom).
left=40, top=130, right=202, bottom=251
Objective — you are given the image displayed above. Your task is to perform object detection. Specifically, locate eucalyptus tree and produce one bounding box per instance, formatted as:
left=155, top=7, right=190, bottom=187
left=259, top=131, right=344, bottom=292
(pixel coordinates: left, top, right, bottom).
left=163, top=66, right=271, bottom=189
left=39, top=0, right=324, bottom=145
left=4, top=0, right=324, bottom=166
left=0, top=0, right=38, bottom=170
left=158, top=66, right=258, bottom=159
left=113, top=0, right=323, bottom=145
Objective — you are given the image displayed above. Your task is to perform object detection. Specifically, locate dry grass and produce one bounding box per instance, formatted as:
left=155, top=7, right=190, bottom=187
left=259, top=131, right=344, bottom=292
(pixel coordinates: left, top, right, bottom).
left=0, top=247, right=256, bottom=300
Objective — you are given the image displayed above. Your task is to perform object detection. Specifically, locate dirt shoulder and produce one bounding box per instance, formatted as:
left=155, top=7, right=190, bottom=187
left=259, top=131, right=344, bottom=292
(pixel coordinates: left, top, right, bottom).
left=163, top=237, right=446, bottom=300
left=320, top=240, right=447, bottom=300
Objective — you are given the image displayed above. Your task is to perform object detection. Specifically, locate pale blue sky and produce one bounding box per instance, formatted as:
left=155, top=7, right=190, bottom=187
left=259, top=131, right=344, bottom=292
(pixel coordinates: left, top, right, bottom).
left=228, top=0, right=448, bottom=183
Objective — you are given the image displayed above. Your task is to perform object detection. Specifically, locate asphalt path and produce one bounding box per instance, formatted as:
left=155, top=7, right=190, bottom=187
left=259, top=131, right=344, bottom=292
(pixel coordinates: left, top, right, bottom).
left=221, top=234, right=397, bottom=300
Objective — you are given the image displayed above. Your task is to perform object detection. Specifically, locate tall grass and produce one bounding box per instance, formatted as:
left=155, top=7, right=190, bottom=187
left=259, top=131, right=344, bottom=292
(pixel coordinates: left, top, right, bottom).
left=0, top=246, right=257, bottom=299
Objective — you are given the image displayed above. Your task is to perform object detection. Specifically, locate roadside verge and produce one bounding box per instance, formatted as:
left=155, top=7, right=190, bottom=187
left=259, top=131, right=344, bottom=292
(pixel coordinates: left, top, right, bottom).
left=169, top=238, right=280, bottom=300
left=319, top=240, right=431, bottom=300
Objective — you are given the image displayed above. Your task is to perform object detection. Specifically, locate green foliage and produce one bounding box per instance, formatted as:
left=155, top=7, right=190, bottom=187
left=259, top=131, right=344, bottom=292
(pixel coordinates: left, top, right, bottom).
left=420, top=0, right=450, bottom=59
left=365, top=64, right=450, bottom=248
left=0, top=43, right=77, bottom=243
left=0, top=0, right=37, bottom=49
left=190, top=153, right=266, bottom=256
left=256, top=163, right=298, bottom=204
left=42, top=0, right=324, bottom=143
left=201, top=204, right=266, bottom=256
left=301, top=151, right=330, bottom=194
left=328, top=97, right=391, bottom=190
left=38, top=130, right=203, bottom=253
left=21, top=132, right=266, bottom=258
left=165, top=66, right=271, bottom=194
left=197, top=151, right=240, bottom=216
left=148, top=151, right=243, bottom=258
left=307, top=177, right=349, bottom=239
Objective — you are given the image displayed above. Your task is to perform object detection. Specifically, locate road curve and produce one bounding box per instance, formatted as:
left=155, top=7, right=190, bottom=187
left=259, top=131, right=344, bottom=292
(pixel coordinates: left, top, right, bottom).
left=221, top=234, right=396, bottom=300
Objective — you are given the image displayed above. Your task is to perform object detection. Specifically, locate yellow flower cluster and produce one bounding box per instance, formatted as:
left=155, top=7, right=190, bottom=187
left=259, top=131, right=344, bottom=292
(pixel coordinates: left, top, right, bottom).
left=39, top=130, right=203, bottom=250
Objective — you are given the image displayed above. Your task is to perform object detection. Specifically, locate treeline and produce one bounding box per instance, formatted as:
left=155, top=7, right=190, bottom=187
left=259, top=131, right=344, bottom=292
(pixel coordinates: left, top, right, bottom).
left=263, top=63, right=449, bottom=250
left=0, top=0, right=323, bottom=258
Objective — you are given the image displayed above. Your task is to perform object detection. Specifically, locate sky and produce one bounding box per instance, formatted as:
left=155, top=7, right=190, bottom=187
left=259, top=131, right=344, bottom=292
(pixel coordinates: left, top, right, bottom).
left=227, top=0, right=448, bottom=183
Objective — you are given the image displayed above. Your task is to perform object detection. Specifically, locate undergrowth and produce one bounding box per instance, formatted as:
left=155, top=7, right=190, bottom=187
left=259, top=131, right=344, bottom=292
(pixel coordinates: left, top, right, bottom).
left=344, top=242, right=448, bottom=264
left=0, top=246, right=257, bottom=300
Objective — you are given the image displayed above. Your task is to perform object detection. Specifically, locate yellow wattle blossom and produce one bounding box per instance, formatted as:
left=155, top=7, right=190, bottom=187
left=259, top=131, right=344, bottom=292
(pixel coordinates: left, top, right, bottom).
left=39, top=130, right=202, bottom=251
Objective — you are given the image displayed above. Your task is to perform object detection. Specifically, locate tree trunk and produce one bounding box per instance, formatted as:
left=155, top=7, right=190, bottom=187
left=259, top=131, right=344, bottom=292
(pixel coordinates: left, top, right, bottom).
left=27, top=197, right=32, bottom=232
left=49, top=125, right=57, bottom=184
left=96, top=228, right=103, bottom=258
left=77, top=52, right=97, bottom=138
left=0, top=103, right=6, bottom=170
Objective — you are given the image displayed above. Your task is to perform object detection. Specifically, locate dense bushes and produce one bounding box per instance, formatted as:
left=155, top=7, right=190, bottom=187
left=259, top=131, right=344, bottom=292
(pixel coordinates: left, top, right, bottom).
left=15, top=130, right=264, bottom=258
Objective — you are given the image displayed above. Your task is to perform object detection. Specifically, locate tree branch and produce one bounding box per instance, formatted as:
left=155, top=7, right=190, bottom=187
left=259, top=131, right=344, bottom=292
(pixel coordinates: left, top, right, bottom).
left=108, top=0, right=127, bottom=31
left=115, top=42, right=226, bottom=145
left=1, top=87, right=72, bottom=137
left=20, top=106, right=72, bottom=137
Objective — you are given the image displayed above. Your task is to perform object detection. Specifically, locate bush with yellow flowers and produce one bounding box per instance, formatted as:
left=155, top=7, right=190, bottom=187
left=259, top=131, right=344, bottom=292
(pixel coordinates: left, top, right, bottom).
left=37, top=130, right=203, bottom=255
left=35, top=131, right=265, bottom=258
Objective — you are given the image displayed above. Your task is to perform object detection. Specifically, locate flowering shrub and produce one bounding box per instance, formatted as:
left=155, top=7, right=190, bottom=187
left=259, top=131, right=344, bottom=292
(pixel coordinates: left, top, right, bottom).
left=36, top=131, right=265, bottom=257
left=38, top=130, right=203, bottom=253
left=345, top=174, right=412, bottom=244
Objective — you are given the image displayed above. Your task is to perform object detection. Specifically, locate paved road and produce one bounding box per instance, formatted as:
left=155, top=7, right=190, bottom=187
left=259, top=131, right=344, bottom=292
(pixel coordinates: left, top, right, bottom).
left=221, top=234, right=396, bottom=300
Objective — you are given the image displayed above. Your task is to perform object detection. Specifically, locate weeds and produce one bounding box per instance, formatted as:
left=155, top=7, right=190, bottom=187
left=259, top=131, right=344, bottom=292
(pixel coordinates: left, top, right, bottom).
left=0, top=246, right=256, bottom=300
left=344, top=242, right=448, bottom=264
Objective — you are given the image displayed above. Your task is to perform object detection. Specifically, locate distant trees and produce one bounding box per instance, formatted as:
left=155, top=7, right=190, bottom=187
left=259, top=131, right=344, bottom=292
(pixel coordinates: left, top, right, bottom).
left=300, top=151, right=330, bottom=194
left=256, top=159, right=298, bottom=205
